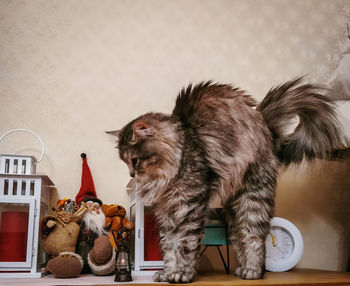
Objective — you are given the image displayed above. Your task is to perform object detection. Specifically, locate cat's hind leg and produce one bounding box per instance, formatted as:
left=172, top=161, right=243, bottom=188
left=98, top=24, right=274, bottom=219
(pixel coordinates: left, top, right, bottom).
left=227, top=160, right=278, bottom=279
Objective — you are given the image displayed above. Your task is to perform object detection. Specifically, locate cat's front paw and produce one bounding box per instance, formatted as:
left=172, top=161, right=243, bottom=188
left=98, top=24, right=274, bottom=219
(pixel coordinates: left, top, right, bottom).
left=234, top=266, right=242, bottom=277
left=240, top=268, right=264, bottom=280
left=153, top=270, right=168, bottom=282
left=168, top=271, right=194, bottom=283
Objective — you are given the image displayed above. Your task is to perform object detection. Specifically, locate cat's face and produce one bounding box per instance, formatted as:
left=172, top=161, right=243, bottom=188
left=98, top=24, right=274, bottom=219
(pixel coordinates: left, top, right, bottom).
left=108, top=113, right=182, bottom=200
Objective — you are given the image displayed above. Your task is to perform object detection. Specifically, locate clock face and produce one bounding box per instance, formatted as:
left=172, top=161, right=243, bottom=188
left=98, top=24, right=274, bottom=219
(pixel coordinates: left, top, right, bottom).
left=265, top=217, right=303, bottom=272
left=265, top=226, right=294, bottom=263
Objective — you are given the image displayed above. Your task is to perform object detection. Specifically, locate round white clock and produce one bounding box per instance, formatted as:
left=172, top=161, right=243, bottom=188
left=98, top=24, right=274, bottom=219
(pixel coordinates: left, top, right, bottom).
left=265, top=217, right=303, bottom=272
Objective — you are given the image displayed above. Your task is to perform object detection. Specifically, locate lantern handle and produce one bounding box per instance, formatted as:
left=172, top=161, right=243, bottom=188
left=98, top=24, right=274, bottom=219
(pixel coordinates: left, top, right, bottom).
left=0, top=128, right=45, bottom=162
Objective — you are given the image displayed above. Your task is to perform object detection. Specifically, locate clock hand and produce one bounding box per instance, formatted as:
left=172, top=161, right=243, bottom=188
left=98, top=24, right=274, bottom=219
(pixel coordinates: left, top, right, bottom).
left=270, top=233, right=276, bottom=247
left=275, top=244, right=285, bottom=254
left=270, top=232, right=285, bottom=254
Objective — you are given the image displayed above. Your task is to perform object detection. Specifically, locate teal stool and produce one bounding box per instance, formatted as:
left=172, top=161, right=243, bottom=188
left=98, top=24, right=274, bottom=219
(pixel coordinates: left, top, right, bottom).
left=200, top=220, right=230, bottom=274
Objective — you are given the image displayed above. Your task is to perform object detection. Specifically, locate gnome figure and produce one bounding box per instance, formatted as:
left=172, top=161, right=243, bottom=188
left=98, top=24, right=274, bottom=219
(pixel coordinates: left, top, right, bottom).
left=75, top=153, right=116, bottom=276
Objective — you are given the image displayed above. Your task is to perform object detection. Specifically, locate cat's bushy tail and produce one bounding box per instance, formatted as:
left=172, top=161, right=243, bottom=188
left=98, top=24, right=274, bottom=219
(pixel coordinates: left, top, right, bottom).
left=257, top=77, right=341, bottom=166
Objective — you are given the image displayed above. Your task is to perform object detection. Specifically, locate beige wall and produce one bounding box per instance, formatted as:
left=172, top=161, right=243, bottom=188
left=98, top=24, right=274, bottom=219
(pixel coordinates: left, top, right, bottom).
left=1, top=0, right=349, bottom=272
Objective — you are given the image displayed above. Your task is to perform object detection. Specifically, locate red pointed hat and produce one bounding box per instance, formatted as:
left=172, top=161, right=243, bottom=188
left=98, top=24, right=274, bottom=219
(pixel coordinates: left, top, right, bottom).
left=75, top=153, right=97, bottom=204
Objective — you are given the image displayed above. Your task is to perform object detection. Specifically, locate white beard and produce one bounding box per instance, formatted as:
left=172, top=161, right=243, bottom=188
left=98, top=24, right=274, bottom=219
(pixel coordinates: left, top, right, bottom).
left=83, top=210, right=107, bottom=236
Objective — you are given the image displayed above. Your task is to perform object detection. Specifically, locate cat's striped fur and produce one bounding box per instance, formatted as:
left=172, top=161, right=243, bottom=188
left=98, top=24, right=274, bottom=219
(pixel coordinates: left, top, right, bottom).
left=110, top=78, right=340, bottom=283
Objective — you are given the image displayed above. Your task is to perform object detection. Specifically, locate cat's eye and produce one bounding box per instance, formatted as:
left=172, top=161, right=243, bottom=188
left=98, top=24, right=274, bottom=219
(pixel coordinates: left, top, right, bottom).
left=131, top=158, right=139, bottom=166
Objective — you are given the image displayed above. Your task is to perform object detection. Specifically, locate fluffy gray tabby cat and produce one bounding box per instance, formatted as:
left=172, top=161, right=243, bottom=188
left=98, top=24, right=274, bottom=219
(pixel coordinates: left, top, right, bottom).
left=107, top=78, right=340, bottom=283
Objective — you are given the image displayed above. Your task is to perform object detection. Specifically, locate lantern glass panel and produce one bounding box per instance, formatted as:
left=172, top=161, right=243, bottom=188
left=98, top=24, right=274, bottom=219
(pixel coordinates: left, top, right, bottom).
left=116, top=251, right=129, bottom=269
left=0, top=203, right=29, bottom=262
left=144, top=206, right=162, bottom=262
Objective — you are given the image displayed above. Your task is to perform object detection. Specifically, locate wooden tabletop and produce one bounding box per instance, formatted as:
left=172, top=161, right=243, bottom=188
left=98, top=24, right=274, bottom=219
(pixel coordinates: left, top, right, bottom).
left=191, top=269, right=350, bottom=285
left=125, top=269, right=350, bottom=285
left=3, top=269, right=349, bottom=285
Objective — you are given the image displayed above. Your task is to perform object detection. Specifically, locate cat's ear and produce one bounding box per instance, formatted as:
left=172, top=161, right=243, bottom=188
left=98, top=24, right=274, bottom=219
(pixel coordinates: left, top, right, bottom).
left=105, top=130, right=121, bottom=137
left=105, top=130, right=121, bottom=147
left=132, top=121, right=154, bottom=141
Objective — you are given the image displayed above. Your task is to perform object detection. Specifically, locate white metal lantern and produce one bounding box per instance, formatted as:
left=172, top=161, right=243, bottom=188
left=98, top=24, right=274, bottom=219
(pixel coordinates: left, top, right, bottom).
left=128, top=179, right=164, bottom=275
left=0, top=129, right=54, bottom=278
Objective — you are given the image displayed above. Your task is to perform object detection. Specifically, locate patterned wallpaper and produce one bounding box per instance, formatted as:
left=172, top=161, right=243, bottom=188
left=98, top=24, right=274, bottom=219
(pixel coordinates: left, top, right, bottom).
left=0, top=0, right=349, bottom=272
